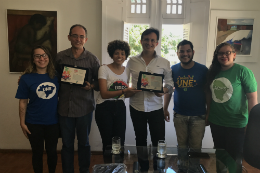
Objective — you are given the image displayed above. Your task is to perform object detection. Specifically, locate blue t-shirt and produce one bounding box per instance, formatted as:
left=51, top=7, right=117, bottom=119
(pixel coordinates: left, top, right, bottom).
left=171, top=62, right=208, bottom=116
left=15, top=73, right=59, bottom=125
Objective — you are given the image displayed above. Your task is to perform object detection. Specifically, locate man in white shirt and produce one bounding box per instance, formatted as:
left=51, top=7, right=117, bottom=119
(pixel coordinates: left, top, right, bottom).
left=127, top=28, right=174, bottom=149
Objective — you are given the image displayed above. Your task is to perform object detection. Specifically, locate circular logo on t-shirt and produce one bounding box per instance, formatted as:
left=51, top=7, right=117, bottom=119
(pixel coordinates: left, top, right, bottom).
left=211, top=77, right=233, bottom=103
left=109, top=80, right=128, bottom=99
left=36, top=82, right=56, bottom=99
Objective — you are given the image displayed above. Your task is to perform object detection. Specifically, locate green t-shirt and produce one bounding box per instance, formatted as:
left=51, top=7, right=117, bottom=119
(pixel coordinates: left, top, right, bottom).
left=209, top=63, right=257, bottom=128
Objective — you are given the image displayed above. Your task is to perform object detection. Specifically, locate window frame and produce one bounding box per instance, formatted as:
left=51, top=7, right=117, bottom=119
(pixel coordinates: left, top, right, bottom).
left=127, top=0, right=150, bottom=18
left=162, top=0, right=185, bottom=19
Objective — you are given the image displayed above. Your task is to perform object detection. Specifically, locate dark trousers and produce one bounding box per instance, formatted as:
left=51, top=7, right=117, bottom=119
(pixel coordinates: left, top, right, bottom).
left=209, top=122, right=245, bottom=161
left=59, top=113, right=93, bottom=173
left=130, top=106, right=165, bottom=147
left=95, top=100, right=126, bottom=154
left=27, top=123, right=59, bottom=173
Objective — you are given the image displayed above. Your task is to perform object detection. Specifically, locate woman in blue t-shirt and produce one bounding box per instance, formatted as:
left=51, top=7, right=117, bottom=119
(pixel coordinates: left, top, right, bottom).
left=15, top=45, right=59, bottom=173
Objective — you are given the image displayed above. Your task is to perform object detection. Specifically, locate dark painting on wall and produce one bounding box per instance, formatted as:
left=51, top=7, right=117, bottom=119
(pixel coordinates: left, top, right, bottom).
left=7, top=9, right=57, bottom=73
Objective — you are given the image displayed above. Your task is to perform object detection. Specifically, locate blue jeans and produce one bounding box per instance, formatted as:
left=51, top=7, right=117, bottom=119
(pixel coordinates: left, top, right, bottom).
left=173, top=113, right=205, bottom=173
left=59, top=112, right=93, bottom=173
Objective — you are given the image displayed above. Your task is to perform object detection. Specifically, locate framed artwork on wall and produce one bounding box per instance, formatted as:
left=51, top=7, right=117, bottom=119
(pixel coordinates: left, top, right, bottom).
left=7, top=9, right=57, bottom=73
left=207, top=10, right=260, bottom=63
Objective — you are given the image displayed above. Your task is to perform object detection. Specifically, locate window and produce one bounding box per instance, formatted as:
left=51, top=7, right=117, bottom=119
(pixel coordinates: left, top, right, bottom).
left=123, top=24, right=149, bottom=67
left=102, top=0, right=190, bottom=66
left=166, top=0, right=183, bottom=14
left=125, top=0, right=188, bottom=58
left=128, top=0, right=149, bottom=18
left=161, top=24, right=183, bottom=66
left=162, top=0, right=184, bottom=19
left=130, top=0, right=147, bottom=14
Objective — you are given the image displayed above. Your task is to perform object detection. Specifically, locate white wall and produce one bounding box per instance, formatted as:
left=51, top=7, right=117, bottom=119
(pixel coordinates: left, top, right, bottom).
left=0, top=0, right=102, bottom=150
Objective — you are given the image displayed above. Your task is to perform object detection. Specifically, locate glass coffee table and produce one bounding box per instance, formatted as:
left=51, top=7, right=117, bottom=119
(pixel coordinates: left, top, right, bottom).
left=100, top=146, right=242, bottom=173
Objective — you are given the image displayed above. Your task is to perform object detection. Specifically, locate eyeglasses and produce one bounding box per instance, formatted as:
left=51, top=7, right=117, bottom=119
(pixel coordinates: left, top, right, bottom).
left=142, top=38, right=158, bottom=43
left=70, top=34, right=86, bottom=39
left=34, top=53, right=48, bottom=60
left=217, top=51, right=235, bottom=57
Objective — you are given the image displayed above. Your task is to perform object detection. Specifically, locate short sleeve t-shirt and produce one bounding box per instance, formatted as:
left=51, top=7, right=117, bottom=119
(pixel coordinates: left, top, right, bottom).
left=171, top=62, right=208, bottom=116
left=15, top=73, right=59, bottom=125
left=96, top=65, right=129, bottom=104
left=209, top=63, right=257, bottom=128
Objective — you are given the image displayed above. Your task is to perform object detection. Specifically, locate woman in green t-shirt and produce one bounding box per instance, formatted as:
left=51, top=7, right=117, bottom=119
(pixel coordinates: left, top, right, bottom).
left=205, top=43, right=258, bottom=162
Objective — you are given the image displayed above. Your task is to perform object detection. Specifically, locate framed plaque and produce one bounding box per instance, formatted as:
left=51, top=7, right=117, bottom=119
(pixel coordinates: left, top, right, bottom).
left=137, top=71, right=164, bottom=93
left=60, top=65, right=89, bottom=86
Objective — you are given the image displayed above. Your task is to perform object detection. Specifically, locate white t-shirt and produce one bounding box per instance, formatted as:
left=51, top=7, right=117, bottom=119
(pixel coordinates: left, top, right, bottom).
left=96, top=65, right=129, bottom=104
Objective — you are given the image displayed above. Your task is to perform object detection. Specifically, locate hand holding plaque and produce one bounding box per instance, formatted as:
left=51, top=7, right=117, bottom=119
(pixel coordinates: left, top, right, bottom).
left=137, top=71, right=164, bottom=93
left=60, top=65, right=89, bottom=86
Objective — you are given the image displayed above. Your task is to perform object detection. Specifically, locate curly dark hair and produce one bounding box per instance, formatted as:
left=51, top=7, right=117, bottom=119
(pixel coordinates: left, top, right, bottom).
left=107, top=40, right=131, bottom=59
left=23, top=45, right=56, bottom=79
left=205, top=42, right=235, bottom=91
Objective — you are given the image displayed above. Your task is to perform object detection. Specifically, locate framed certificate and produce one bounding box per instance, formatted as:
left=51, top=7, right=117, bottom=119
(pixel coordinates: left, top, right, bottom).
left=60, top=65, right=89, bottom=86
left=137, top=71, right=164, bottom=93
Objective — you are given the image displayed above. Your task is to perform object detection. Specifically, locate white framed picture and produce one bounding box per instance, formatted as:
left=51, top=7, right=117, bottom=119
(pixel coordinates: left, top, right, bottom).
left=207, top=10, right=260, bottom=62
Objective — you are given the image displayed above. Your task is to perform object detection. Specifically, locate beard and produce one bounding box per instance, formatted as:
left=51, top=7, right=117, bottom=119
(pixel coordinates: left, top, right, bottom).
left=180, top=54, right=193, bottom=65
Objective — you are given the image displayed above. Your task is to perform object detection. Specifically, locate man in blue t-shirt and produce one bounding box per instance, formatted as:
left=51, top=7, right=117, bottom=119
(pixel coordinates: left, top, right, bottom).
left=164, top=40, right=208, bottom=173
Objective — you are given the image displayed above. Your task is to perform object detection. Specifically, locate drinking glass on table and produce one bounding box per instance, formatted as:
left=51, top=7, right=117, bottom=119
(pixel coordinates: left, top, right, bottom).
left=112, top=136, right=121, bottom=154
left=157, top=140, right=166, bottom=158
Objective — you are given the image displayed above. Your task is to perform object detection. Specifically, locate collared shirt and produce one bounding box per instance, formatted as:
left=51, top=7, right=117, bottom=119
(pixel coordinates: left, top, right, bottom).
left=56, top=48, right=100, bottom=117
left=126, top=52, right=174, bottom=112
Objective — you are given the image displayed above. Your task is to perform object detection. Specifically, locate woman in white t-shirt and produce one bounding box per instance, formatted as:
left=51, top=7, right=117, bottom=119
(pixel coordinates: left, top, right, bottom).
left=95, top=40, right=140, bottom=155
